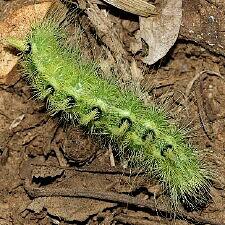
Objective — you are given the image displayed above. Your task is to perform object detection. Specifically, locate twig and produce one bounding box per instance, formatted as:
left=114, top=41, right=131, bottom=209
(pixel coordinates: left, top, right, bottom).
left=194, top=82, right=214, bottom=141
left=30, top=162, right=145, bottom=176
left=24, top=180, right=224, bottom=225
left=185, top=70, right=224, bottom=102
left=184, top=70, right=224, bottom=140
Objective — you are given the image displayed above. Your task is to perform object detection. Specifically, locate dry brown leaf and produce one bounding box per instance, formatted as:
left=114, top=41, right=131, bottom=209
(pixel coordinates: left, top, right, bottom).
left=32, top=165, right=64, bottom=179
left=28, top=197, right=116, bottom=222
left=0, top=2, right=52, bottom=84
left=139, top=0, right=182, bottom=65
left=101, top=0, right=157, bottom=17
left=86, top=3, right=132, bottom=82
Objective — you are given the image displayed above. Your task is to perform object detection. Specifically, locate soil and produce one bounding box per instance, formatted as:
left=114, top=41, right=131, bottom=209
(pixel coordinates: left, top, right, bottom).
left=1, top=0, right=225, bottom=225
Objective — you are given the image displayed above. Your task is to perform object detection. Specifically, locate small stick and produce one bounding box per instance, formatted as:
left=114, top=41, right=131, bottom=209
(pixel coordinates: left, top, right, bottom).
left=30, top=162, right=145, bottom=176
left=24, top=180, right=224, bottom=225
left=185, top=70, right=224, bottom=102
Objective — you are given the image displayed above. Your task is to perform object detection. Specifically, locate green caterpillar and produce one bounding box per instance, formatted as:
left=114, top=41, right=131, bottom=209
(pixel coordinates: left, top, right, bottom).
left=7, top=6, right=211, bottom=210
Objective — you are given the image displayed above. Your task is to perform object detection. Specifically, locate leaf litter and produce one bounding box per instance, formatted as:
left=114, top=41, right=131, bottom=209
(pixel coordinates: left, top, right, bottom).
left=0, top=0, right=225, bottom=224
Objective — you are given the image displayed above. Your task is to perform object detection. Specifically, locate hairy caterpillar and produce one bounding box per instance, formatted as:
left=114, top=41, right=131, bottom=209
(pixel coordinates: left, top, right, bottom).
left=6, top=5, right=211, bottom=209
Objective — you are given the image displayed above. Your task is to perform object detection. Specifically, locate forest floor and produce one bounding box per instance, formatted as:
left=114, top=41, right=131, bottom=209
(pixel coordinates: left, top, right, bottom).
left=1, top=0, right=225, bottom=224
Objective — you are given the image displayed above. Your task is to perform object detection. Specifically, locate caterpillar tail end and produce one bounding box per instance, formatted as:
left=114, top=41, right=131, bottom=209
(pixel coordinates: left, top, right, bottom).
left=167, top=166, right=211, bottom=210
left=180, top=184, right=211, bottom=211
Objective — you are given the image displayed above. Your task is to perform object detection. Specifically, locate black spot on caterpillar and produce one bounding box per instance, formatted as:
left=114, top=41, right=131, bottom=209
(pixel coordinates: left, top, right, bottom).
left=6, top=5, right=211, bottom=210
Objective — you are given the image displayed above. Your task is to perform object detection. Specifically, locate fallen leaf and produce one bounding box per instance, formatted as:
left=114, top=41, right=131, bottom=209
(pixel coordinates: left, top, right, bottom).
left=139, top=0, right=182, bottom=65
left=32, top=165, right=64, bottom=180
left=28, top=197, right=116, bottom=222
left=0, top=2, right=52, bottom=84
left=101, top=0, right=157, bottom=17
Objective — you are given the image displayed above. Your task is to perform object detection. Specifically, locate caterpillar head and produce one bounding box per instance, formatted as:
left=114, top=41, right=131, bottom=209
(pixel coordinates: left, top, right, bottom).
left=6, top=37, right=29, bottom=53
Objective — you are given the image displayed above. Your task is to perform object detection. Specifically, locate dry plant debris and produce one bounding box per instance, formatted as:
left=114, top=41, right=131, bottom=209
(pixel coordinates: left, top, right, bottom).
left=0, top=2, right=52, bottom=85
left=139, top=0, right=182, bottom=65
left=101, top=0, right=158, bottom=17
left=1, top=0, right=225, bottom=225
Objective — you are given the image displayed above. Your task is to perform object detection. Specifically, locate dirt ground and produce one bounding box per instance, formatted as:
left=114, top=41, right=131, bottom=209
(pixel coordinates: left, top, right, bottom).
left=1, top=0, right=225, bottom=224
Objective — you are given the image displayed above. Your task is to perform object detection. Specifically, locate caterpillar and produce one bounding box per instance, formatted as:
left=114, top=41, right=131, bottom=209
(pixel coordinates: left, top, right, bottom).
left=6, top=5, right=211, bottom=210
